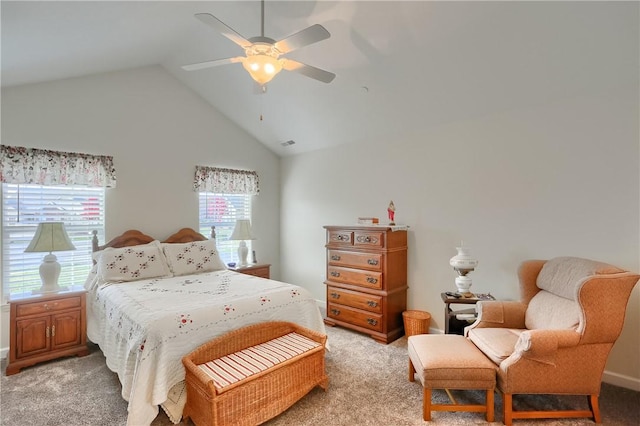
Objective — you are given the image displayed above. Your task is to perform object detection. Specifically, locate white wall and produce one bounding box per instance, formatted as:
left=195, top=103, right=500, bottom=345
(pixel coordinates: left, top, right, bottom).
left=0, top=65, right=281, bottom=353
left=280, top=91, right=640, bottom=389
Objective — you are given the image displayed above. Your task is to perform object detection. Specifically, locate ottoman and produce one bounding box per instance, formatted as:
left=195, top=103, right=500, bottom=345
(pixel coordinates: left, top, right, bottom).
left=408, top=334, right=496, bottom=421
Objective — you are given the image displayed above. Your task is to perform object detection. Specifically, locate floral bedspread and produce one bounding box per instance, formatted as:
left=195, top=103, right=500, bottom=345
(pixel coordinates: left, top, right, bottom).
left=85, top=269, right=325, bottom=426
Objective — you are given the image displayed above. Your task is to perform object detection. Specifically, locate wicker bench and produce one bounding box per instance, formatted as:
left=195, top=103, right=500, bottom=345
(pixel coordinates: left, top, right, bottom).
left=182, top=321, right=329, bottom=426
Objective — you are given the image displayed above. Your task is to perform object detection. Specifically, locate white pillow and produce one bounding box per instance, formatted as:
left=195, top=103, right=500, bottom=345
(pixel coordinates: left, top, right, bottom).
left=97, top=240, right=171, bottom=282
left=162, top=239, right=227, bottom=276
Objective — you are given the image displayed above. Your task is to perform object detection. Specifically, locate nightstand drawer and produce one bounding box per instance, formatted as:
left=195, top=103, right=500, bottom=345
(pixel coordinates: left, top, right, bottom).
left=327, top=303, right=383, bottom=332
left=240, top=268, right=269, bottom=278
left=229, top=263, right=271, bottom=279
left=16, top=296, right=81, bottom=317
left=327, top=286, right=382, bottom=313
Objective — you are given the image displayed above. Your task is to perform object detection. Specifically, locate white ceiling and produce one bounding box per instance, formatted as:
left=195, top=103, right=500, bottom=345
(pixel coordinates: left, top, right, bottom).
left=2, top=1, right=636, bottom=156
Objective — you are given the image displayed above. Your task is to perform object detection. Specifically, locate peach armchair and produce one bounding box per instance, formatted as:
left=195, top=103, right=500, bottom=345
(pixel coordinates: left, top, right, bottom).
left=465, top=257, right=638, bottom=425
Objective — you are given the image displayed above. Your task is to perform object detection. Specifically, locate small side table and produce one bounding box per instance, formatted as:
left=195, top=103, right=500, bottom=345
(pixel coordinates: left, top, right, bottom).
left=6, top=289, right=89, bottom=375
left=440, top=292, right=495, bottom=335
left=228, top=263, right=271, bottom=279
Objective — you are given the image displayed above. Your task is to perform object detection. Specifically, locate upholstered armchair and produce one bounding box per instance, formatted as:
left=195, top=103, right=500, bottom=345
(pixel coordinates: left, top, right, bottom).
left=465, top=257, right=639, bottom=425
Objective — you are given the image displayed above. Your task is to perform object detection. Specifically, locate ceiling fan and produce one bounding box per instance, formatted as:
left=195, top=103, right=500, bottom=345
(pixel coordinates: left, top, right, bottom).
left=182, top=0, right=335, bottom=86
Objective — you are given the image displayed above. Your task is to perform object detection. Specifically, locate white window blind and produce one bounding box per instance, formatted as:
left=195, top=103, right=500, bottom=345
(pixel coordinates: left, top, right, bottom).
left=2, top=183, right=105, bottom=298
left=198, top=192, right=251, bottom=265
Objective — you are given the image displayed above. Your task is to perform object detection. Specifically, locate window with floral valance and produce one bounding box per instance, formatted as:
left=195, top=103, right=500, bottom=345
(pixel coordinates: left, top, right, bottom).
left=0, top=144, right=116, bottom=187
left=193, top=166, right=259, bottom=195
left=194, top=166, right=258, bottom=264
left=1, top=144, right=114, bottom=297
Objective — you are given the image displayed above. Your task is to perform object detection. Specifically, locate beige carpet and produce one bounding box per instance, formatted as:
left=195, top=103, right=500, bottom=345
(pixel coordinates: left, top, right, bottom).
left=1, top=325, right=639, bottom=426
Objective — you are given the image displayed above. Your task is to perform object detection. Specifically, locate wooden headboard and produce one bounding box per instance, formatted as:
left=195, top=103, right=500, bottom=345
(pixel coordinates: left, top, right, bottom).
left=92, top=227, right=216, bottom=252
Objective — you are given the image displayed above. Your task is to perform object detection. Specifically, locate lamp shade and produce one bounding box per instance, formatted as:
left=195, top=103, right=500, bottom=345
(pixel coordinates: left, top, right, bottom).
left=24, top=222, right=76, bottom=253
left=229, top=219, right=255, bottom=241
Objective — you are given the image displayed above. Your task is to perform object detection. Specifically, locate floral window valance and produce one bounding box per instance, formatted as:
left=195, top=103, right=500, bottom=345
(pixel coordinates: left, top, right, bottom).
left=193, top=166, right=259, bottom=195
left=0, top=145, right=116, bottom=187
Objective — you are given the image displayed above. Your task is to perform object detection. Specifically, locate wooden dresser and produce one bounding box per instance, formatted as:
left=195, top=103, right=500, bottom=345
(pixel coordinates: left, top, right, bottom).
left=323, top=225, right=408, bottom=344
left=6, top=289, right=89, bottom=375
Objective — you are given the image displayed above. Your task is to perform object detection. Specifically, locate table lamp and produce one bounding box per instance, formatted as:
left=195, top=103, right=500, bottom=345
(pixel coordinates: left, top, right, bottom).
left=449, top=243, right=478, bottom=297
left=24, top=222, right=76, bottom=294
left=229, top=219, right=255, bottom=267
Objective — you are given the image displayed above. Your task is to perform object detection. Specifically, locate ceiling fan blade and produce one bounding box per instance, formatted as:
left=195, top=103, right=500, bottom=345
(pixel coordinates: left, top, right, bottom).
left=282, top=59, right=336, bottom=84
left=195, top=13, right=252, bottom=49
left=182, top=56, right=244, bottom=71
left=274, top=24, right=330, bottom=54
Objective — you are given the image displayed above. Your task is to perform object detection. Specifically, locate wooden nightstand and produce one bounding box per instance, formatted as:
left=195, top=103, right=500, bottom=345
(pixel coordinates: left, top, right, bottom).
left=228, top=263, right=271, bottom=279
left=6, top=289, right=89, bottom=375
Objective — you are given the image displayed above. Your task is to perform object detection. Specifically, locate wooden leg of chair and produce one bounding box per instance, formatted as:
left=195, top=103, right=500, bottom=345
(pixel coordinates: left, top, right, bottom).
left=409, top=359, right=415, bottom=382
left=589, top=394, right=601, bottom=423
left=503, top=393, right=513, bottom=426
left=486, top=389, right=495, bottom=422
left=423, top=388, right=432, bottom=421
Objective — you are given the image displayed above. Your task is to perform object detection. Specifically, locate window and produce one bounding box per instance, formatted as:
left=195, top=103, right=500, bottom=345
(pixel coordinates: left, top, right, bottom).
left=1, top=183, right=105, bottom=298
left=198, top=192, right=251, bottom=265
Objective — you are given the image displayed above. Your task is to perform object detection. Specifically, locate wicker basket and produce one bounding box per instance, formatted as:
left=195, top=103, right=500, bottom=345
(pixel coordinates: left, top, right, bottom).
left=182, top=321, right=328, bottom=426
left=403, top=310, right=432, bottom=336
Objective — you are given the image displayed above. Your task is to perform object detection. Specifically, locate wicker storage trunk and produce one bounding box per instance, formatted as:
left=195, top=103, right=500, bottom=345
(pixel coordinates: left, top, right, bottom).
left=182, top=321, right=328, bottom=426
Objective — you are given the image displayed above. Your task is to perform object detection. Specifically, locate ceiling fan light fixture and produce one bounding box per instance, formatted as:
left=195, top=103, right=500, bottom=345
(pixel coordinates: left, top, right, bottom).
left=242, top=53, right=283, bottom=85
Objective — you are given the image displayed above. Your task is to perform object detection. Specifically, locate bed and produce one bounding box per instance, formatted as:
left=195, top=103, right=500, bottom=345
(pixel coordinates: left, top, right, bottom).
left=84, top=227, right=326, bottom=426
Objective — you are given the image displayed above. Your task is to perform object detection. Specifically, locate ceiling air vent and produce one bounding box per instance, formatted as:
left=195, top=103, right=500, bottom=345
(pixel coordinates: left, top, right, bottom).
left=280, top=140, right=296, bottom=147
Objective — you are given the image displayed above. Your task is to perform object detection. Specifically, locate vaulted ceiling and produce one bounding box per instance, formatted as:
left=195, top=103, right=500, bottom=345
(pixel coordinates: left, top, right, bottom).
left=2, top=1, right=635, bottom=156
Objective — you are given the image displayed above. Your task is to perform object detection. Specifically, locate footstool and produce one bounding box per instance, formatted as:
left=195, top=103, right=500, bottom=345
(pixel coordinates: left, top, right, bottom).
left=408, top=334, right=496, bottom=421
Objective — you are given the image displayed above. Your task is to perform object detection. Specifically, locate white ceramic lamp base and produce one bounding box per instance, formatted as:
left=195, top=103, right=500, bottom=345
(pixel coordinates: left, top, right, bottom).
left=237, top=241, right=249, bottom=267
left=455, top=275, right=473, bottom=295
left=32, top=253, right=67, bottom=294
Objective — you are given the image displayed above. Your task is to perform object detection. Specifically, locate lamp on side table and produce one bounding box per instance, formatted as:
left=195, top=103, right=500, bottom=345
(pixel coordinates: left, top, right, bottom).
left=24, top=222, right=76, bottom=294
left=230, top=219, right=255, bottom=267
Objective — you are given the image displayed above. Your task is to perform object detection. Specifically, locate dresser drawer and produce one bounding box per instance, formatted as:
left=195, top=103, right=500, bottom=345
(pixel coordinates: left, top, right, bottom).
left=16, top=296, right=81, bottom=317
left=327, top=266, right=382, bottom=290
left=327, top=230, right=353, bottom=246
left=327, top=303, right=383, bottom=332
left=354, top=231, right=385, bottom=248
left=328, top=250, right=382, bottom=271
left=327, top=286, right=383, bottom=313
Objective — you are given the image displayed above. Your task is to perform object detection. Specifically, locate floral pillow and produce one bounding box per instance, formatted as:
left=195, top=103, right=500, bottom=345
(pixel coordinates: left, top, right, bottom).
left=97, top=240, right=172, bottom=282
left=162, top=239, right=227, bottom=276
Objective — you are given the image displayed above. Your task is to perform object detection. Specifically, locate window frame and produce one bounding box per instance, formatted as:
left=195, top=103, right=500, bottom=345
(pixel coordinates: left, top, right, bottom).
left=1, top=183, right=105, bottom=299
left=198, top=192, right=252, bottom=265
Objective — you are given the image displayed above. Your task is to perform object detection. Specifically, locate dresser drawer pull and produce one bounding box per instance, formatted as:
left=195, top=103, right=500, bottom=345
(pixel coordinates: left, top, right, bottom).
left=45, top=326, right=50, bottom=338
left=51, top=325, right=56, bottom=337
left=367, top=318, right=378, bottom=326
left=331, top=254, right=341, bottom=261
left=331, top=308, right=341, bottom=316
left=330, top=271, right=341, bottom=277
left=330, top=292, right=341, bottom=299
left=367, top=300, right=379, bottom=308
left=368, top=259, right=379, bottom=266
left=335, top=234, right=349, bottom=241
left=366, top=277, right=378, bottom=284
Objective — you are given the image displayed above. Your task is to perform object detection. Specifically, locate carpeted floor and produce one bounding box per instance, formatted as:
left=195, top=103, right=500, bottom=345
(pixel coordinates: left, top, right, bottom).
left=1, top=326, right=639, bottom=426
